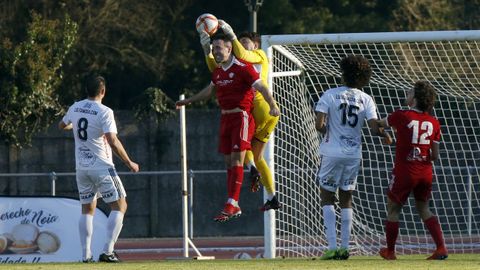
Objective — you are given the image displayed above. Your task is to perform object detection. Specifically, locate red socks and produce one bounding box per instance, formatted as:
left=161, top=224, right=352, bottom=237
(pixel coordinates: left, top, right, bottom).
left=424, top=216, right=445, bottom=249
left=384, top=216, right=445, bottom=253
left=229, top=166, right=244, bottom=201
left=385, top=221, right=399, bottom=252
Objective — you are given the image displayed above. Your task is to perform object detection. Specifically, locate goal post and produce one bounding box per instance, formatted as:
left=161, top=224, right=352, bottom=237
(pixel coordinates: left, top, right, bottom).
left=262, top=30, right=480, bottom=258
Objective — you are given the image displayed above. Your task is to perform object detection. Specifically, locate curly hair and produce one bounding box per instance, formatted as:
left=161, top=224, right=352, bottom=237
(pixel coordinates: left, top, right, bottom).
left=238, top=32, right=261, bottom=47
left=413, top=80, right=436, bottom=112
left=340, top=55, right=372, bottom=89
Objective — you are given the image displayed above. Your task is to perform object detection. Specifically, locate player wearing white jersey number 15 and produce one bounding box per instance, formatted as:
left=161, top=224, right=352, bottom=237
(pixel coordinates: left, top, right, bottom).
left=314, top=55, right=392, bottom=260
left=59, top=75, right=139, bottom=263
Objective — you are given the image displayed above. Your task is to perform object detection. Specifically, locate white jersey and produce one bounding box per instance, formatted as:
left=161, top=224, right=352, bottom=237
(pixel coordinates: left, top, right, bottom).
left=315, top=86, right=378, bottom=158
left=62, top=99, right=117, bottom=170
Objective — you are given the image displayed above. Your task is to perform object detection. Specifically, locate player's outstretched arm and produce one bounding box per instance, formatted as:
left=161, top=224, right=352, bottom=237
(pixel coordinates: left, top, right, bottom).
left=367, top=118, right=393, bottom=145
left=58, top=121, right=73, bottom=130
left=175, top=83, right=215, bottom=109
left=232, top=38, right=265, bottom=64
left=377, top=117, right=388, bottom=128
left=218, top=20, right=237, bottom=40
left=198, top=30, right=218, bottom=72
left=105, top=132, right=139, bottom=172
left=219, top=19, right=265, bottom=64
left=252, top=80, right=280, bottom=116
left=315, top=112, right=327, bottom=134
left=199, top=31, right=211, bottom=56
left=205, top=54, right=217, bottom=72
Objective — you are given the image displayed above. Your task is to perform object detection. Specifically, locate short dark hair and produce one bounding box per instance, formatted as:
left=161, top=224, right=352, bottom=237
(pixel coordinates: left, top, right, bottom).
left=340, top=55, right=372, bottom=89
left=85, top=75, right=105, bottom=97
left=238, top=32, right=261, bottom=47
left=413, top=80, right=436, bottom=112
left=211, top=31, right=231, bottom=43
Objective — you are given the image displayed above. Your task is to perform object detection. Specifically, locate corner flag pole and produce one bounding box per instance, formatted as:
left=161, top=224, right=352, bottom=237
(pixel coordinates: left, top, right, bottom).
left=177, top=94, right=215, bottom=260
left=179, top=94, right=190, bottom=257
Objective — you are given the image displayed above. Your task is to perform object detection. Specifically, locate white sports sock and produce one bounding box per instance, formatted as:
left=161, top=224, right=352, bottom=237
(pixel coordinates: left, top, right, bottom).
left=340, top=208, right=353, bottom=249
left=103, top=211, right=124, bottom=254
left=79, top=214, right=93, bottom=260
left=114, top=223, right=124, bottom=243
left=322, top=205, right=337, bottom=250
left=266, top=192, right=274, bottom=201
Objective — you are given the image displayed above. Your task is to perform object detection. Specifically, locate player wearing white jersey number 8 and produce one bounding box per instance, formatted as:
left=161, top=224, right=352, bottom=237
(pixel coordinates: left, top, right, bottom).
left=315, top=55, right=392, bottom=260
left=59, top=75, right=139, bottom=263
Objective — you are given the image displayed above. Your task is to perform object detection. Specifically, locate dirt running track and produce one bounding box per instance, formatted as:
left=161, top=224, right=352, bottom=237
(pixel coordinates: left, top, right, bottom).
left=116, top=237, right=265, bottom=261
left=116, top=236, right=480, bottom=261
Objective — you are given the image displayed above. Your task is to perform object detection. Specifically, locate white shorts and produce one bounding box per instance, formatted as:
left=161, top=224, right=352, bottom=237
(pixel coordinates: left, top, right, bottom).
left=76, top=168, right=127, bottom=204
left=316, top=155, right=361, bottom=192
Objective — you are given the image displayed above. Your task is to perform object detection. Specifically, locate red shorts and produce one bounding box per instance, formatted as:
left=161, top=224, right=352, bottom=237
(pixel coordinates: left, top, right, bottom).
left=218, top=111, right=255, bottom=154
left=387, top=164, right=433, bottom=205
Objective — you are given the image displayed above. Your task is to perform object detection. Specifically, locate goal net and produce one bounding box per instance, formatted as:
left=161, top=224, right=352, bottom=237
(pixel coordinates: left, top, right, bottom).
left=262, top=30, right=480, bottom=257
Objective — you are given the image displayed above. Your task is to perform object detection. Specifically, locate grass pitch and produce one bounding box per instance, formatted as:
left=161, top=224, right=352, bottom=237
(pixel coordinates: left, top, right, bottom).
left=0, top=254, right=479, bottom=270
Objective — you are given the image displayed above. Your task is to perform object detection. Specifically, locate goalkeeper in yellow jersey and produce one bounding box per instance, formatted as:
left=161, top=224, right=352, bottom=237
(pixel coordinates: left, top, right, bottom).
left=198, top=20, right=280, bottom=211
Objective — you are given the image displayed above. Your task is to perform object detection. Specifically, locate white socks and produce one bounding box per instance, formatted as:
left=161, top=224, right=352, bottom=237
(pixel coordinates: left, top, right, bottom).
left=323, top=206, right=353, bottom=250
left=322, top=205, right=337, bottom=250
left=104, top=211, right=124, bottom=254
left=340, top=208, right=353, bottom=249
left=79, top=214, right=93, bottom=260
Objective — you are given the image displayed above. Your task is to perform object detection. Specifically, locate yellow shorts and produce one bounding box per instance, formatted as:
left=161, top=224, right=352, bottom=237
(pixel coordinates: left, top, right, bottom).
left=252, top=96, right=279, bottom=143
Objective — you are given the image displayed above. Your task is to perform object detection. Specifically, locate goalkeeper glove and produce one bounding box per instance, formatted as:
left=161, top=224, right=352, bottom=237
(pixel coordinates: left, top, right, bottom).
left=199, top=31, right=211, bottom=55
left=219, top=20, right=237, bottom=40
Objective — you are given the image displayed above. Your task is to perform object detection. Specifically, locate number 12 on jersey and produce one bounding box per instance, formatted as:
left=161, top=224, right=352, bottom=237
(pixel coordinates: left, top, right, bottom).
left=407, top=120, right=433, bottom=144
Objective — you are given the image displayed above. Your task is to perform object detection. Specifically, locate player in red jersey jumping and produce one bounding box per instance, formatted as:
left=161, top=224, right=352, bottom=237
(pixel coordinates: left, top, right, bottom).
left=378, top=81, right=448, bottom=260
left=176, top=32, right=280, bottom=222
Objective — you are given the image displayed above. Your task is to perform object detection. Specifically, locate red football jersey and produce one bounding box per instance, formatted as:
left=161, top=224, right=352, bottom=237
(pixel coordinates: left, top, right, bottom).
left=388, top=109, right=441, bottom=170
left=211, top=57, right=259, bottom=111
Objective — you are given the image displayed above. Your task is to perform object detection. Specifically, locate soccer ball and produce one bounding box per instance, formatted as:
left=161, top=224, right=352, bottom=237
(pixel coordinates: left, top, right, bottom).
left=195, top=13, right=219, bottom=36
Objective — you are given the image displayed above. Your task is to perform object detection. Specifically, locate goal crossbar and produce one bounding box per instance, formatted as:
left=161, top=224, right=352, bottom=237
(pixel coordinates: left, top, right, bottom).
left=263, top=30, right=480, bottom=46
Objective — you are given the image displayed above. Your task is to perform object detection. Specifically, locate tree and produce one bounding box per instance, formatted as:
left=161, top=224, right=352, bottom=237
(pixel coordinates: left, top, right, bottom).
left=54, top=0, right=197, bottom=109
left=390, top=0, right=480, bottom=31
left=0, top=12, right=77, bottom=146
left=259, top=0, right=397, bottom=34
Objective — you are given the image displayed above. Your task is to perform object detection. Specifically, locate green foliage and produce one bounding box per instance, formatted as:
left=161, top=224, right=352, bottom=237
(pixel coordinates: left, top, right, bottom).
left=260, top=0, right=397, bottom=34
left=53, top=0, right=199, bottom=109
left=133, top=87, right=175, bottom=124
left=0, top=12, right=77, bottom=146
left=2, top=0, right=480, bottom=124
left=392, top=0, right=459, bottom=31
